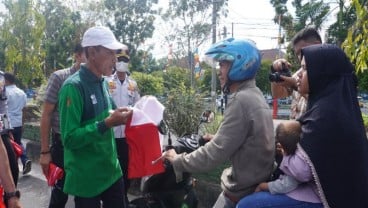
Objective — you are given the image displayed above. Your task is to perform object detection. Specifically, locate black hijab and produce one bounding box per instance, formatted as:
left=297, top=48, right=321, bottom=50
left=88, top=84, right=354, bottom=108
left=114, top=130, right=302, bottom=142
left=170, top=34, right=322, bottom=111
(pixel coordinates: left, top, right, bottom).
left=298, top=44, right=368, bottom=208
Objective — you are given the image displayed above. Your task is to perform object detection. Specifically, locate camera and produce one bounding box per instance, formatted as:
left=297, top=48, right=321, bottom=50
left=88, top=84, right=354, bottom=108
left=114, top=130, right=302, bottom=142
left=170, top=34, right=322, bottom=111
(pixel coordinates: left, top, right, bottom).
left=269, top=64, right=291, bottom=82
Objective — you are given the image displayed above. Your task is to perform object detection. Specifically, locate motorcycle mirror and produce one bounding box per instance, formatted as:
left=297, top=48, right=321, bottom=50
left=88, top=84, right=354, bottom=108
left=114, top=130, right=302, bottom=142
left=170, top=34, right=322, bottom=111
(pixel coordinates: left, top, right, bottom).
left=201, top=110, right=215, bottom=123
left=157, top=120, right=169, bottom=135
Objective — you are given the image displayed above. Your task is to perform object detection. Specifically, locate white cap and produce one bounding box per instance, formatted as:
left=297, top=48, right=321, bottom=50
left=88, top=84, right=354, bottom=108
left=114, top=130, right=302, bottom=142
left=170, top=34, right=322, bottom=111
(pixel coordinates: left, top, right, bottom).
left=81, top=26, right=125, bottom=50
left=116, top=61, right=129, bottom=72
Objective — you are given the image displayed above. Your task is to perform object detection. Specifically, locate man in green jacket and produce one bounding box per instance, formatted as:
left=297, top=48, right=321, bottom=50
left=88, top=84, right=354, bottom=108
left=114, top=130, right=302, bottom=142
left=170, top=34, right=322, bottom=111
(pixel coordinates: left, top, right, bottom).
left=58, top=26, right=132, bottom=208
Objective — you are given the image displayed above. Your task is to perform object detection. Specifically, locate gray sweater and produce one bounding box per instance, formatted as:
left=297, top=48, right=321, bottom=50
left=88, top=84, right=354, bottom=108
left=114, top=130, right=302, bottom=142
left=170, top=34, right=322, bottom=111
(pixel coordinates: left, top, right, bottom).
left=172, top=79, right=275, bottom=200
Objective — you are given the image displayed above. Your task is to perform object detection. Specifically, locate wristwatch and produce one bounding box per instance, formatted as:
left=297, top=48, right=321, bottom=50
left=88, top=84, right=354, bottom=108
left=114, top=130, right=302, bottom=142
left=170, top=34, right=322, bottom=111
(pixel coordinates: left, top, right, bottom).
left=4, top=190, right=20, bottom=200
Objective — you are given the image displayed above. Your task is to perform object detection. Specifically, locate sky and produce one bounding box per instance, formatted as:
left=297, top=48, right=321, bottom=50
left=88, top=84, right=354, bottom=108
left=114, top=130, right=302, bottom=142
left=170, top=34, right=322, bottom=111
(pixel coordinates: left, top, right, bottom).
left=146, top=0, right=285, bottom=59
left=147, top=0, right=338, bottom=59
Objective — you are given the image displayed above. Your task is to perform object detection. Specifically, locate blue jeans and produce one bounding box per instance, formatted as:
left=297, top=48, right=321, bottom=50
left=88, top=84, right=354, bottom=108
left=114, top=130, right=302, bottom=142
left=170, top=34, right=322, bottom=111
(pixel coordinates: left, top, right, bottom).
left=236, top=192, right=323, bottom=208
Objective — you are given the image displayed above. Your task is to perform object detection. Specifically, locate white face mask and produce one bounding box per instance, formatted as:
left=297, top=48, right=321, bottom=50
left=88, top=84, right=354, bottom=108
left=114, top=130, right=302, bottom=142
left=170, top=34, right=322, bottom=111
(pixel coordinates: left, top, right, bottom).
left=115, top=61, right=129, bottom=72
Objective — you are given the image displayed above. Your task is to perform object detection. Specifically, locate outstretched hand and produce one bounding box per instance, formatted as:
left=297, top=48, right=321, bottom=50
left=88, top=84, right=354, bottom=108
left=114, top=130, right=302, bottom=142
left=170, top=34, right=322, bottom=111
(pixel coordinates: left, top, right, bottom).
left=105, top=107, right=133, bottom=127
left=163, top=149, right=177, bottom=163
left=202, top=133, right=214, bottom=141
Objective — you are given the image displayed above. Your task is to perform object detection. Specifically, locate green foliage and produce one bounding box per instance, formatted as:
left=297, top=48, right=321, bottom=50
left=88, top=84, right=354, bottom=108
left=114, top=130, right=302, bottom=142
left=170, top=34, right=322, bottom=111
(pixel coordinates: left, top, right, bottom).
left=200, top=113, right=222, bottom=135
left=130, top=49, right=162, bottom=73
left=362, top=113, right=368, bottom=131
left=130, top=71, right=164, bottom=96
left=162, top=66, right=192, bottom=93
left=154, top=65, right=207, bottom=137
left=42, top=0, right=87, bottom=77
left=270, top=0, right=330, bottom=67
left=256, top=60, right=273, bottom=94
left=326, top=1, right=356, bottom=46
left=342, top=0, right=368, bottom=72
left=163, top=88, right=205, bottom=137
left=0, top=0, right=46, bottom=87
left=162, top=0, right=228, bottom=71
left=356, top=70, right=368, bottom=92
left=104, top=0, right=158, bottom=72
left=292, top=0, right=330, bottom=32
left=197, top=63, right=221, bottom=96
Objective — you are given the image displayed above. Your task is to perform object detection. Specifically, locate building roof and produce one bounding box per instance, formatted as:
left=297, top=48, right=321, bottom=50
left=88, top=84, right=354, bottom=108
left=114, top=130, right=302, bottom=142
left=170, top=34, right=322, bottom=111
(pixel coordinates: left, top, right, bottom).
left=260, top=49, right=285, bottom=62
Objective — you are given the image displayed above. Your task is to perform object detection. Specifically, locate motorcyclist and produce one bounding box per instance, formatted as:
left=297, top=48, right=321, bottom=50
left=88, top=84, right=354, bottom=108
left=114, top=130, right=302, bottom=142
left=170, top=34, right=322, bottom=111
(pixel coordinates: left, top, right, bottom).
left=164, top=38, right=275, bottom=208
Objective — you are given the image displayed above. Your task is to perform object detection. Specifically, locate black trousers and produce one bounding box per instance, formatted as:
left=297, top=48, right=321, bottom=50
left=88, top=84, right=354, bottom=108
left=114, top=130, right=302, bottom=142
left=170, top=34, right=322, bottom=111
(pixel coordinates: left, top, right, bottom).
left=115, top=138, right=130, bottom=195
left=74, top=177, right=127, bottom=208
left=49, top=132, right=68, bottom=208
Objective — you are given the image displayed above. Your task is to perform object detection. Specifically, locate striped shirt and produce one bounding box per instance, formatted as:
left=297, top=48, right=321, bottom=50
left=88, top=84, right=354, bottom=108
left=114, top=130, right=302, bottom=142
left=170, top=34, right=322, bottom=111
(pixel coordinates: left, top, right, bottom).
left=43, top=66, right=78, bottom=134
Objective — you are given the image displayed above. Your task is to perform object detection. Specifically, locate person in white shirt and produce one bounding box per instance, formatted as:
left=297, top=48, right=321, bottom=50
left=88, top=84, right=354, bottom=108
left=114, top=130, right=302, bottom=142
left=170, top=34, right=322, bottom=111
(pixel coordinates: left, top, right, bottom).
left=4, top=73, right=30, bottom=175
left=107, top=48, right=140, bottom=202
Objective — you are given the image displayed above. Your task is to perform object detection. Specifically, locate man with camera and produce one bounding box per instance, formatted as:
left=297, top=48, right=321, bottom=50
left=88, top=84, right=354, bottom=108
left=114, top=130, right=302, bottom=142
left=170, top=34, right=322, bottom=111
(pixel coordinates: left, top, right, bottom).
left=270, top=27, right=322, bottom=119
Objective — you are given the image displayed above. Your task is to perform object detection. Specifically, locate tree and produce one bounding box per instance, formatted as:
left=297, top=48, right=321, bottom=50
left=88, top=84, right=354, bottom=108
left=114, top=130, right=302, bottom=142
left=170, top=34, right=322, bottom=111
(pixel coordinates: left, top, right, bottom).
left=164, top=87, right=205, bottom=137
left=256, top=60, right=273, bottom=94
left=292, top=0, right=330, bottom=32
left=131, top=71, right=164, bottom=96
left=270, top=0, right=330, bottom=70
left=326, top=0, right=355, bottom=46
left=0, top=0, right=46, bottom=87
left=104, top=0, right=158, bottom=72
left=162, top=66, right=192, bottom=94
left=41, top=0, right=86, bottom=77
left=162, top=0, right=228, bottom=87
left=342, top=0, right=368, bottom=73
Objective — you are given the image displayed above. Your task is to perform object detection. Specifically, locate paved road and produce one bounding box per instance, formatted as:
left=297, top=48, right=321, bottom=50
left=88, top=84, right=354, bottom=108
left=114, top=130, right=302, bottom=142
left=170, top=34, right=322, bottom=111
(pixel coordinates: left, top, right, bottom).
left=17, top=158, right=141, bottom=208
left=18, top=160, right=74, bottom=208
left=17, top=157, right=74, bottom=208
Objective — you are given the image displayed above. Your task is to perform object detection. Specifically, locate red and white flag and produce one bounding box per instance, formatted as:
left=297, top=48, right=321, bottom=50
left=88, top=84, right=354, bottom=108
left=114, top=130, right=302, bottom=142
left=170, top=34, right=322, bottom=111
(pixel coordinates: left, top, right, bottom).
left=125, top=96, right=165, bottom=179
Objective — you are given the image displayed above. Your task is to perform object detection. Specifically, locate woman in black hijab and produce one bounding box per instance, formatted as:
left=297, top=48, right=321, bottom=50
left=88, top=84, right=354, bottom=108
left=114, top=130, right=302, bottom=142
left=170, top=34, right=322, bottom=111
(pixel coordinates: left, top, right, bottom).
left=298, top=44, right=368, bottom=208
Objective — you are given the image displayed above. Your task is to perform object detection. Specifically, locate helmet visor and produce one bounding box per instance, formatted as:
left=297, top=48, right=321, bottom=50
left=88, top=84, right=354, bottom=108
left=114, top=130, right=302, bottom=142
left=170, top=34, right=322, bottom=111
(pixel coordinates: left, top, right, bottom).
left=204, top=53, right=234, bottom=67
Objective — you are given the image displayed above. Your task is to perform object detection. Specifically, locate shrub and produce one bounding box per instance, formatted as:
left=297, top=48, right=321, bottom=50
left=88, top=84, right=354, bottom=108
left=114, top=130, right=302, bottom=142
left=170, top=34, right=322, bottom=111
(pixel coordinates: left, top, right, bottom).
left=362, top=113, right=368, bottom=131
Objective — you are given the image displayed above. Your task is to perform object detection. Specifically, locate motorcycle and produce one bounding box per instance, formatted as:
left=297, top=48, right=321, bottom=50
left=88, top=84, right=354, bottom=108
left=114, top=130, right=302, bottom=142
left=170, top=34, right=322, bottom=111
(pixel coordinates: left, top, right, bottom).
left=129, top=112, right=212, bottom=208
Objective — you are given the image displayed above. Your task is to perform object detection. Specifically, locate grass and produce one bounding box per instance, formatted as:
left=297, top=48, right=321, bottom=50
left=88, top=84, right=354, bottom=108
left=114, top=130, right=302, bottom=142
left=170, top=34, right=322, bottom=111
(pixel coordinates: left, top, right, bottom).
left=193, top=162, right=231, bottom=184
left=362, top=113, right=368, bottom=131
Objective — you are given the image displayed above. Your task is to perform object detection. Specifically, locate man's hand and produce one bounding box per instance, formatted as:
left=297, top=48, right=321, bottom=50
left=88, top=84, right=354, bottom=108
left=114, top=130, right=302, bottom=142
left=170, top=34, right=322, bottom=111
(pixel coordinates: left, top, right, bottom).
left=105, top=107, right=133, bottom=127
left=163, top=149, right=178, bottom=163
left=276, top=75, right=298, bottom=89
left=8, top=197, right=22, bottom=208
left=272, top=59, right=291, bottom=72
left=202, top=133, right=214, bottom=141
left=39, top=152, right=51, bottom=177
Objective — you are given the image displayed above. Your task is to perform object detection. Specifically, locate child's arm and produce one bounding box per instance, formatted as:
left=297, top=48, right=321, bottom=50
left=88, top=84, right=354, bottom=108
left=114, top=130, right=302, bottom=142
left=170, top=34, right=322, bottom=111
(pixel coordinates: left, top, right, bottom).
left=268, top=174, right=300, bottom=194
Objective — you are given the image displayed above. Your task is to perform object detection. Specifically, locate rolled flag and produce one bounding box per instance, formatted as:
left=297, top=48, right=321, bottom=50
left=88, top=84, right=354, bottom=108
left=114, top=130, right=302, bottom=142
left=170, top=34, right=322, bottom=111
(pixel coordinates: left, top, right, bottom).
left=45, top=162, right=64, bottom=186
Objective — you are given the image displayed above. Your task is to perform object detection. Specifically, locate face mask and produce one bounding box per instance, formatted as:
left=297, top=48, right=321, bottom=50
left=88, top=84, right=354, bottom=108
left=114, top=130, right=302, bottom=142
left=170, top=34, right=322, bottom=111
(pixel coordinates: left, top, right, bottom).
left=116, top=61, right=129, bottom=72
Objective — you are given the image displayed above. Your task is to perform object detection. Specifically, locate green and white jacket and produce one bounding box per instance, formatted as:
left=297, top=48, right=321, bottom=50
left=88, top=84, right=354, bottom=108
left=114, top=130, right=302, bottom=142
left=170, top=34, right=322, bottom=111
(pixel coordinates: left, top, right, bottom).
left=59, top=66, right=121, bottom=197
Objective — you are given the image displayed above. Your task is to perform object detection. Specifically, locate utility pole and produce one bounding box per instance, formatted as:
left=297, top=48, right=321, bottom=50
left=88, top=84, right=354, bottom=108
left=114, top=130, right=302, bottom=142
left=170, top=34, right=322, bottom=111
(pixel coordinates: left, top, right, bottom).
left=273, top=14, right=282, bottom=119
left=211, top=0, right=217, bottom=110
left=231, top=22, right=234, bottom=37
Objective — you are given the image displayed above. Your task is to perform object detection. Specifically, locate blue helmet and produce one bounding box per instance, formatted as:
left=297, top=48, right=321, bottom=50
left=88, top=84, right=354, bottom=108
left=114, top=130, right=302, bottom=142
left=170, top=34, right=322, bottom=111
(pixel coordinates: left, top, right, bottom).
left=205, top=38, right=261, bottom=81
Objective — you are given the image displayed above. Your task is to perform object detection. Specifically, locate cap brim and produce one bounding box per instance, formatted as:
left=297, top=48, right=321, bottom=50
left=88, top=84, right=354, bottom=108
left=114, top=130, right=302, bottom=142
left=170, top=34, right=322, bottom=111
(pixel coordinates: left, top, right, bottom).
left=103, top=41, right=125, bottom=50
